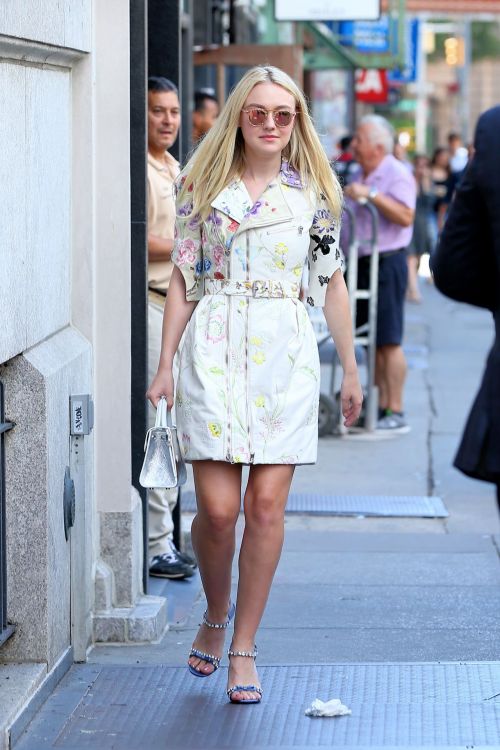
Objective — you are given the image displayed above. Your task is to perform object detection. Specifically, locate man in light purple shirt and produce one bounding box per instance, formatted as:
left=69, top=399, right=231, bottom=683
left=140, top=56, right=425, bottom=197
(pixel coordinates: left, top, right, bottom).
left=344, top=115, right=416, bottom=433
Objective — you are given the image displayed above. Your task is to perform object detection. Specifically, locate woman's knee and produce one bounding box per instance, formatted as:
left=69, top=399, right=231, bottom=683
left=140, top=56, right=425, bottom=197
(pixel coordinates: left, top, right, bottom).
left=197, top=503, right=238, bottom=535
left=244, top=491, right=285, bottom=528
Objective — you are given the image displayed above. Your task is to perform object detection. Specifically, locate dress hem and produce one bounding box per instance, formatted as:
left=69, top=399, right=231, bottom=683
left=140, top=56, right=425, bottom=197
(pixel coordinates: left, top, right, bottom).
left=183, top=457, right=317, bottom=467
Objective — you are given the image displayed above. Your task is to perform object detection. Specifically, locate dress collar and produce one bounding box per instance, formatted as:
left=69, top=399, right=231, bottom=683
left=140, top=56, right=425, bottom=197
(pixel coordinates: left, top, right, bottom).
left=210, top=160, right=302, bottom=224
left=279, top=160, right=303, bottom=188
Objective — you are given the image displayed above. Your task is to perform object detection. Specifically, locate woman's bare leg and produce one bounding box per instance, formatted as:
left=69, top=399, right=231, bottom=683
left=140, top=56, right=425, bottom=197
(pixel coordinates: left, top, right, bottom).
left=188, top=461, right=242, bottom=675
left=406, top=254, right=422, bottom=302
left=227, top=464, right=294, bottom=700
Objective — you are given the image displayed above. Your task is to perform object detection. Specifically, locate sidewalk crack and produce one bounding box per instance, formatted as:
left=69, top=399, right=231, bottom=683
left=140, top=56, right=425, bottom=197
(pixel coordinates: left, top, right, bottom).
left=423, top=340, right=437, bottom=499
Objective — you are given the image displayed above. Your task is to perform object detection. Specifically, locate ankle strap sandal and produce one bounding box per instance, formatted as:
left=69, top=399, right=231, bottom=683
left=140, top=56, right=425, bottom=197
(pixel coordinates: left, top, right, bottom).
left=226, top=645, right=262, bottom=704
left=202, top=601, right=235, bottom=629
left=187, top=602, right=235, bottom=679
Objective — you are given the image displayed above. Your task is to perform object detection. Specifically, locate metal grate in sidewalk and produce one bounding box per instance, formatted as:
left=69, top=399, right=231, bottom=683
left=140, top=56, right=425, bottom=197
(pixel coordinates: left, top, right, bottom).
left=181, top=491, right=448, bottom=518
left=14, top=662, right=500, bottom=749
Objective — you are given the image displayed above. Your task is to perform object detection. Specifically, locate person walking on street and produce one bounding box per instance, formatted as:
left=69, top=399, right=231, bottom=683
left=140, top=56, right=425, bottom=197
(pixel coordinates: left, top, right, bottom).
left=430, top=146, right=451, bottom=245
left=431, top=106, right=500, bottom=509
left=334, top=135, right=357, bottom=187
left=448, top=131, right=468, bottom=188
left=406, top=154, right=433, bottom=303
left=192, top=89, right=220, bottom=144
left=146, top=76, right=196, bottom=580
left=344, top=115, right=416, bottom=434
left=147, top=65, right=363, bottom=704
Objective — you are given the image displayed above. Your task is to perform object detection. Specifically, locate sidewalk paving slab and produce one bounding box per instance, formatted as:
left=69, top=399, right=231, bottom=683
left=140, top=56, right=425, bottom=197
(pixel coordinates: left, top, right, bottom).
left=13, top=662, right=500, bottom=750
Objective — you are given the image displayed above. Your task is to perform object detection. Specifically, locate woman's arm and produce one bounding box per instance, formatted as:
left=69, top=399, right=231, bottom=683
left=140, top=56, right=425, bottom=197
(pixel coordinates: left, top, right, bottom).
left=146, top=265, right=197, bottom=409
left=322, top=269, right=363, bottom=427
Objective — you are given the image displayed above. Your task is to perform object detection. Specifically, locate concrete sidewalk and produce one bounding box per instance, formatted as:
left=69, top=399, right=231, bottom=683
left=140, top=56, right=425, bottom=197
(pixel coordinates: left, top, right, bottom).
left=12, top=283, right=500, bottom=748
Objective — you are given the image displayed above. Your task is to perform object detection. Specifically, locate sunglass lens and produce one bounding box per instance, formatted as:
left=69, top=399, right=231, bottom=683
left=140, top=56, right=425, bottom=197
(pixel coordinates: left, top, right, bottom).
left=249, top=108, right=266, bottom=126
left=275, top=111, right=293, bottom=126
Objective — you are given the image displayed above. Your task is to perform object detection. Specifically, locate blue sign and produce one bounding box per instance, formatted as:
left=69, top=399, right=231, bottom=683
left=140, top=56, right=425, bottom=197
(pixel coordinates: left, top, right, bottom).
left=338, top=17, right=390, bottom=52
left=388, top=19, right=419, bottom=84
left=355, top=17, right=390, bottom=53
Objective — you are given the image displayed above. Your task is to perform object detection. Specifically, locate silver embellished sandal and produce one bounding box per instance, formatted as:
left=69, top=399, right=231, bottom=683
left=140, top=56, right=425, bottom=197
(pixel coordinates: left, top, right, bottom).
left=188, top=602, right=235, bottom=678
left=226, top=645, right=262, bottom=704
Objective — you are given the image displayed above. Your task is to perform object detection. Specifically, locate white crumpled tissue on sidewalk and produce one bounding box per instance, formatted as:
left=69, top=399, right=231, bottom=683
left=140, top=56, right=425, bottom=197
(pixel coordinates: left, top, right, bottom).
left=305, top=698, right=352, bottom=717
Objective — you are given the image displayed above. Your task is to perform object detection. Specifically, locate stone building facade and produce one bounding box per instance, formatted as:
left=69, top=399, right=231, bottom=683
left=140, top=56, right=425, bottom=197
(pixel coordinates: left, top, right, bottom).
left=0, top=2, right=166, bottom=746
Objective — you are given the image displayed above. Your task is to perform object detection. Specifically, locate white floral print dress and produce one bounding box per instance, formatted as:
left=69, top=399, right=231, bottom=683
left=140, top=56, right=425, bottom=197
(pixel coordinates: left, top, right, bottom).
left=172, top=162, right=343, bottom=465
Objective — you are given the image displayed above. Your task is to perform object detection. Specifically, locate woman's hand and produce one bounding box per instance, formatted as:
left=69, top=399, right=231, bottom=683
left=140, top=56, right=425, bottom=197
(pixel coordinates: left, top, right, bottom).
left=340, top=371, right=363, bottom=428
left=146, top=366, right=174, bottom=410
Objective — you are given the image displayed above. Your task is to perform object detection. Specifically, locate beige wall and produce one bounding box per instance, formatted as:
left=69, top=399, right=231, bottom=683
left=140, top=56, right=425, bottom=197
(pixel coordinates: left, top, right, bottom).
left=90, top=0, right=133, bottom=513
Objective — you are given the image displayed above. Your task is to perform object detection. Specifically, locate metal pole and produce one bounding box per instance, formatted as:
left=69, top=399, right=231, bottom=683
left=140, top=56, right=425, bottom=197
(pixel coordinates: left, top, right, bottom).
left=0, top=382, right=14, bottom=645
left=415, top=17, right=427, bottom=153
left=336, top=204, right=358, bottom=434
left=130, top=0, right=149, bottom=593
left=461, top=16, right=472, bottom=142
left=364, top=203, right=379, bottom=433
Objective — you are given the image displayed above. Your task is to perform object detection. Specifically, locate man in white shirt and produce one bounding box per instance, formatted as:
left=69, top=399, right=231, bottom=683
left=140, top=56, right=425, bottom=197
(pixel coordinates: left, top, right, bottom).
left=146, top=77, right=195, bottom=579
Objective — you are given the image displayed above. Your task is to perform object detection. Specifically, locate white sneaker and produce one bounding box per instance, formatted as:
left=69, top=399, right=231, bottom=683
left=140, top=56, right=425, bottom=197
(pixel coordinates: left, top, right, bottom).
left=376, top=412, right=411, bottom=434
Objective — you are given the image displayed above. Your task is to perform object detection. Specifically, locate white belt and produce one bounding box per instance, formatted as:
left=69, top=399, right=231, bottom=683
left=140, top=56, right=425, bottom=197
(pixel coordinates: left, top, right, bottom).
left=203, top=278, right=300, bottom=299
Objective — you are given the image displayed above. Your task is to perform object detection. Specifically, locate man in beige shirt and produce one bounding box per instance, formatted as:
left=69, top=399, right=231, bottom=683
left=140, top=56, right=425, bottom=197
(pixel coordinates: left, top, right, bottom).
left=147, top=77, right=195, bottom=579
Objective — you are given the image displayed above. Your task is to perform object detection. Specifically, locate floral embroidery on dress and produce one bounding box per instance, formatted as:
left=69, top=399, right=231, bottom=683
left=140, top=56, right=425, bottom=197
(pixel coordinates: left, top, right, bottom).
left=280, top=161, right=303, bottom=188
left=246, top=201, right=263, bottom=218
left=187, top=214, right=201, bottom=231
left=212, top=244, right=225, bottom=270
left=252, top=350, right=266, bottom=365
left=273, top=242, right=288, bottom=271
left=176, top=237, right=200, bottom=266
left=234, top=245, right=247, bottom=271
left=207, top=210, right=222, bottom=226
left=172, top=161, right=343, bottom=463
left=206, top=313, right=225, bottom=343
left=208, top=422, right=222, bottom=438
left=310, top=207, right=337, bottom=260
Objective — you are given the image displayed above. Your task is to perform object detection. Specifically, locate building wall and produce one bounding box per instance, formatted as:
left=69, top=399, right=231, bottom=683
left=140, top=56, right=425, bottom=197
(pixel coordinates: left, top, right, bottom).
left=0, top=1, right=93, bottom=667
left=427, top=58, right=500, bottom=148
left=0, top=0, right=146, bottom=670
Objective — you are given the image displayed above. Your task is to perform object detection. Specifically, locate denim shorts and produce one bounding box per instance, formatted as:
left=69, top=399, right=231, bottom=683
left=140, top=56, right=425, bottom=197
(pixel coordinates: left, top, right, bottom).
left=355, top=249, right=408, bottom=347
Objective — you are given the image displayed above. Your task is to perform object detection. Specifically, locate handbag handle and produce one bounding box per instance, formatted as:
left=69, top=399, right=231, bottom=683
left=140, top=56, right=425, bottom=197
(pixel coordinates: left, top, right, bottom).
left=155, top=396, right=174, bottom=429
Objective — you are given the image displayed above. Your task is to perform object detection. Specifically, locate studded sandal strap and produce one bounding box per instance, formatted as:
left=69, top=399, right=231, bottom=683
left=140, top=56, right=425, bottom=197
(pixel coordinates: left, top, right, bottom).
left=227, top=645, right=258, bottom=659
left=227, top=684, right=263, bottom=697
left=202, top=601, right=235, bottom=630
left=189, top=647, right=221, bottom=668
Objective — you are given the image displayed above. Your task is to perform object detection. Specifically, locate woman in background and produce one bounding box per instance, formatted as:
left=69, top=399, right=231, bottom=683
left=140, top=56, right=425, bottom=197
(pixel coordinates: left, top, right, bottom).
left=407, top=154, right=434, bottom=302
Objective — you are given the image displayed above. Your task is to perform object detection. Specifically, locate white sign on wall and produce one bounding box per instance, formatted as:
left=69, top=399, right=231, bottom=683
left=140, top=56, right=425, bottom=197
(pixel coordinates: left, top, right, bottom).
left=275, top=0, right=380, bottom=21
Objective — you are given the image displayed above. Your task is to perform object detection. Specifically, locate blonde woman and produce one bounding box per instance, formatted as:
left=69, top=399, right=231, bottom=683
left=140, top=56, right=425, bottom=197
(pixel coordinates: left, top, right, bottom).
left=147, top=66, right=362, bottom=704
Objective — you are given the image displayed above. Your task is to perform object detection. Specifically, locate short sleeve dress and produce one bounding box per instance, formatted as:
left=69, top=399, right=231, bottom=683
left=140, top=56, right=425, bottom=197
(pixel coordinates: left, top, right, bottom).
left=172, top=161, right=344, bottom=465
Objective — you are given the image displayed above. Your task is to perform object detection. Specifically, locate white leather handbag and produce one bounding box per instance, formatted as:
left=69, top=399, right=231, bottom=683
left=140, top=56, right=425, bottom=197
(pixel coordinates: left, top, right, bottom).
left=139, top=397, right=187, bottom=489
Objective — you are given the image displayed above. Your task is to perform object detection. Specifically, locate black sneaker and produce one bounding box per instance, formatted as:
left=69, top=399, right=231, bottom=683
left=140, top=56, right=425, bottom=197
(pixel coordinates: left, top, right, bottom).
left=168, top=538, right=197, bottom=569
left=149, top=552, right=194, bottom=579
left=176, top=549, right=198, bottom=569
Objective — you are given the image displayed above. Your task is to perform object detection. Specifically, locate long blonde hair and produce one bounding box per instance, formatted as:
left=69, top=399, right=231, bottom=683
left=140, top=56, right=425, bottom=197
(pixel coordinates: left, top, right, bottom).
left=178, top=66, right=342, bottom=220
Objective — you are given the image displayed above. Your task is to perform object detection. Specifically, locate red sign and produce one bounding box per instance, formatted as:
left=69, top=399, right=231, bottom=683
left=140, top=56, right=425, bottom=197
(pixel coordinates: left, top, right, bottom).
left=355, top=69, right=389, bottom=103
